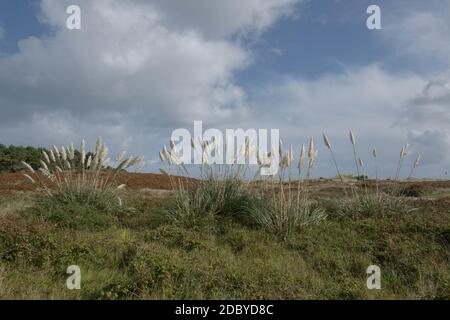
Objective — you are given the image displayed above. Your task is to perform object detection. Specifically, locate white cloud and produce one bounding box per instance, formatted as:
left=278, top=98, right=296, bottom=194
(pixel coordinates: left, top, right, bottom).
left=2, top=0, right=254, bottom=125
left=382, top=0, right=450, bottom=70
left=148, top=0, right=300, bottom=38
left=0, top=0, right=302, bottom=166
left=245, top=65, right=431, bottom=177
left=1, top=0, right=449, bottom=178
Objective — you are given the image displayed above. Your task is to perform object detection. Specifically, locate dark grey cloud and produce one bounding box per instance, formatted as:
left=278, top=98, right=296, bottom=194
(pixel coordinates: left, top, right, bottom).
left=408, top=129, right=450, bottom=167
left=396, top=79, right=450, bottom=128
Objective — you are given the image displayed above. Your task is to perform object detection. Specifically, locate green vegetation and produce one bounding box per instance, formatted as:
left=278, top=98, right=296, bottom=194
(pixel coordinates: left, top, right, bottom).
left=0, top=184, right=449, bottom=299
left=163, top=178, right=255, bottom=227
left=0, top=137, right=448, bottom=300
left=26, top=190, right=131, bottom=229
left=0, top=144, right=48, bottom=172
left=0, top=143, right=94, bottom=173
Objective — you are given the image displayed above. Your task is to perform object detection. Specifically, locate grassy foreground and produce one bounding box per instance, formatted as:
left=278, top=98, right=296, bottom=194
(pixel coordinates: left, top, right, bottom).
left=0, top=180, right=449, bottom=300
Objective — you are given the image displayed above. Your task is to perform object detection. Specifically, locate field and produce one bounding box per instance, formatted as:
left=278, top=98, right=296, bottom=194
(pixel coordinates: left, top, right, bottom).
left=0, top=171, right=449, bottom=300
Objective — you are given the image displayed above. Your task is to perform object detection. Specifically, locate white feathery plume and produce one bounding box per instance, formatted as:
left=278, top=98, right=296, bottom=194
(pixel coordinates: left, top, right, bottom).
left=163, top=146, right=172, bottom=165
left=159, top=168, right=170, bottom=176
left=308, top=137, right=315, bottom=159
left=42, top=151, right=50, bottom=164
left=169, top=150, right=182, bottom=166
left=278, top=139, right=283, bottom=158
left=349, top=129, right=360, bottom=177
left=40, top=160, right=49, bottom=171
left=238, top=143, right=246, bottom=161
left=402, top=143, right=409, bottom=158
left=215, top=139, right=222, bottom=159
left=116, top=150, right=126, bottom=162
left=103, top=157, right=111, bottom=167
left=134, top=158, right=145, bottom=172
left=159, top=150, right=166, bottom=162
left=170, top=140, right=176, bottom=150
left=99, top=146, right=108, bottom=166
left=289, top=145, right=294, bottom=163
left=49, top=150, right=56, bottom=163
left=414, top=154, right=421, bottom=167
left=80, top=140, right=86, bottom=166
left=68, top=143, right=75, bottom=160
left=400, top=146, right=405, bottom=158
left=95, top=137, right=102, bottom=155
left=358, top=158, right=364, bottom=168
left=245, top=137, right=250, bottom=158
left=129, top=156, right=144, bottom=168
left=21, top=161, right=35, bottom=173
left=408, top=153, right=422, bottom=179
left=279, top=154, right=288, bottom=169
left=298, top=144, right=305, bottom=170
left=197, top=136, right=203, bottom=149
left=300, top=144, right=305, bottom=161
left=53, top=145, right=60, bottom=159
left=263, top=152, right=273, bottom=168
left=40, top=168, right=55, bottom=182
left=119, top=157, right=131, bottom=170
left=23, top=174, right=35, bottom=184
left=323, top=133, right=343, bottom=182
left=91, top=154, right=98, bottom=168
left=39, top=168, right=50, bottom=178
left=349, top=130, right=356, bottom=146
left=61, top=146, right=67, bottom=161
left=86, top=155, right=92, bottom=169
left=285, top=152, right=292, bottom=168
left=323, top=133, right=332, bottom=150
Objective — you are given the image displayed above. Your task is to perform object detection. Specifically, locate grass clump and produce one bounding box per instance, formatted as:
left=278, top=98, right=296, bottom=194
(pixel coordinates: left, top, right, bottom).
left=159, top=137, right=259, bottom=227
left=246, top=137, right=325, bottom=240
left=159, top=136, right=325, bottom=238
left=324, top=194, right=415, bottom=218
left=20, top=138, right=143, bottom=228
left=164, top=178, right=255, bottom=227
left=27, top=190, right=128, bottom=229
left=249, top=197, right=326, bottom=240
left=21, top=138, right=143, bottom=196
left=322, top=130, right=420, bottom=219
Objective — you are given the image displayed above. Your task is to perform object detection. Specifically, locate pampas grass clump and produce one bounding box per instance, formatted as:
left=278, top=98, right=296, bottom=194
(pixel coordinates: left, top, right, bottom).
left=21, top=138, right=144, bottom=228
left=159, top=136, right=257, bottom=225
left=22, top=137, right=143, bottom=199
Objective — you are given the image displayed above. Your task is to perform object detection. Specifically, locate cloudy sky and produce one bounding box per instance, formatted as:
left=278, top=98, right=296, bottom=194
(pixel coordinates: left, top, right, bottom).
left=0, top=0, right=449, bottom=178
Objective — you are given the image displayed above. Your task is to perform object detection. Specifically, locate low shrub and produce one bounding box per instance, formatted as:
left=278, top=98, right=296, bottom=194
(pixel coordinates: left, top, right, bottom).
left=26, top=190, right=128, bottom=229
left=248, top=196, right=327, bottom=241
left=323, top=193, right=416, bottom=218
left=395, top=184, right=424, bottom=198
